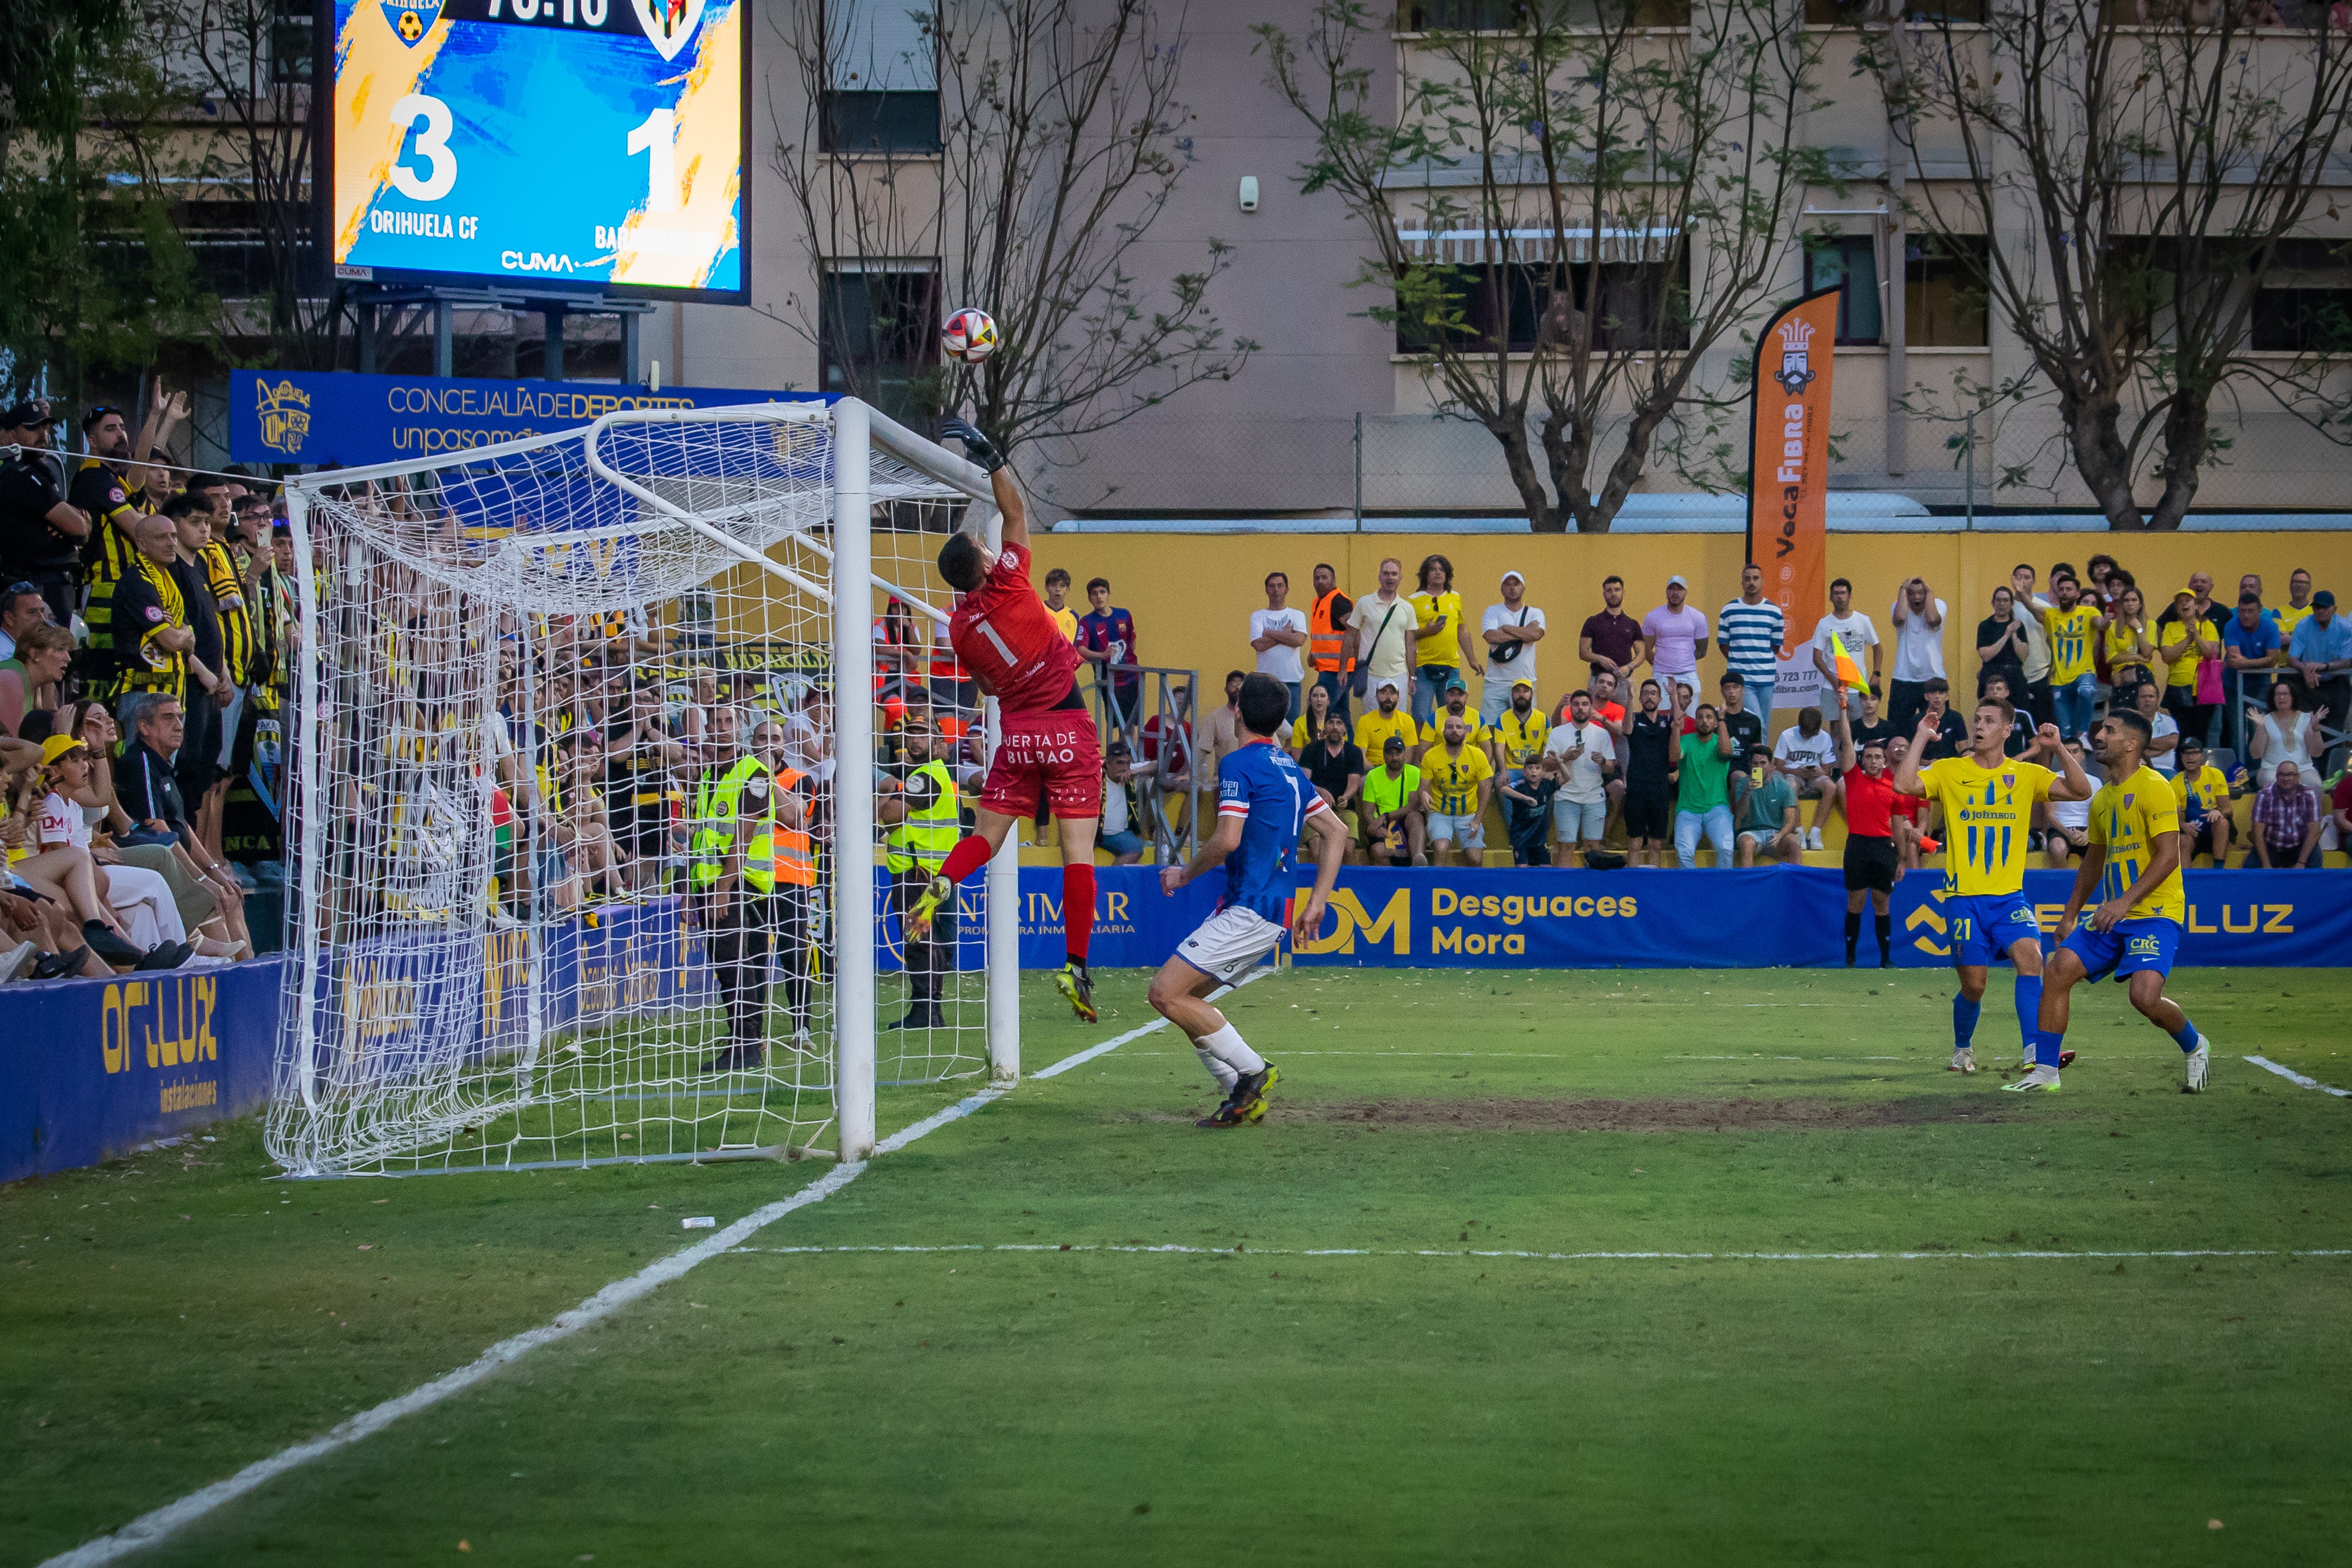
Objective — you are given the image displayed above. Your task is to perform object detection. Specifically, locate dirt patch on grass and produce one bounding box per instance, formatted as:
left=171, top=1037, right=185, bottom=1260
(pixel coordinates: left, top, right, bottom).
left=1277, top=1095, right=2038, bottom=1133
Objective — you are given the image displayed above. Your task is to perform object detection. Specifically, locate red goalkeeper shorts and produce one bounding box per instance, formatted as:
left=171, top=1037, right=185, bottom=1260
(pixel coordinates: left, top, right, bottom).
left=978, top=706, right=1103, bottom=821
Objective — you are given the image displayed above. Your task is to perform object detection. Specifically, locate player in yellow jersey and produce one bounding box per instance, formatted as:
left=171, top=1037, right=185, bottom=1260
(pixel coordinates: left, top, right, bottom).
left=2038, top=708, right=2213, bottom=1092
left=1895, top=693, right=2094, bottom=1085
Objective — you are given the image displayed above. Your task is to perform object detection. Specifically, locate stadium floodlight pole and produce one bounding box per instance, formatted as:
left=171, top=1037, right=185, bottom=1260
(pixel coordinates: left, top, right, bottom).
left=832, top=399, right=878, bottom=1161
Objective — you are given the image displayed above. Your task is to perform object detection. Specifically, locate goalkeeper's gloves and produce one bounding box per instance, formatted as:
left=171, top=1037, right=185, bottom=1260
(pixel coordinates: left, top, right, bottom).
left=939, top=418, right=1006, bottom=473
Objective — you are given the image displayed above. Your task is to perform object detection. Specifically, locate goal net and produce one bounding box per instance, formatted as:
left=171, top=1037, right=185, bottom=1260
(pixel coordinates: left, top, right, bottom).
left=265, top=401, right=1019, bottom=1178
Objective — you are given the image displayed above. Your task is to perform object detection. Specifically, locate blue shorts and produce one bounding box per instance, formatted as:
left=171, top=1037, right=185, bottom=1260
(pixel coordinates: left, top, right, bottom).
left=2062, top=917, right=2182, bottom=984
left=1946, top=891, right=2041, bottom=967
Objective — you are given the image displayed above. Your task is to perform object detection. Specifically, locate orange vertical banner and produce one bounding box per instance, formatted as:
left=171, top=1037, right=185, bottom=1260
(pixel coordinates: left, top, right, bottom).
left=1745, top=286, right=1841, bottom=710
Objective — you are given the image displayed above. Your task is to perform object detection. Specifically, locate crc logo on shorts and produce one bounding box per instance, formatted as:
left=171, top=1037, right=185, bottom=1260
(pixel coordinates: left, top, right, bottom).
left=2126, top=934, right=2161, bottom=957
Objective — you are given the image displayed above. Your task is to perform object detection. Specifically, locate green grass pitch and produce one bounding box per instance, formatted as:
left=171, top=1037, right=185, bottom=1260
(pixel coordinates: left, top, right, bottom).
left=6, top=965, right=2350, bottom=1566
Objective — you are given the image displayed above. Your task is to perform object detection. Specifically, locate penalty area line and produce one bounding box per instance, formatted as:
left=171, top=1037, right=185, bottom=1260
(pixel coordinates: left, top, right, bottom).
left=36, top=980, right=1257, bottom=1568
left=2244, top=1055, right=2352, bottom=1098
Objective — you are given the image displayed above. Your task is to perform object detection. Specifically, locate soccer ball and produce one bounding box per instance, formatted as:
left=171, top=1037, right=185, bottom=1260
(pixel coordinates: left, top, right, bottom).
left=941, top=307, right=999, bottom=364
left=397, top=8, right=424, bottom=40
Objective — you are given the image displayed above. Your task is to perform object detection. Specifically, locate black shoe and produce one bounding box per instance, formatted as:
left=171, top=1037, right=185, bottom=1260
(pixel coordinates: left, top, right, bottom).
left=889, top=1007, right=946, bottom=1030
left=32, top=946, right=90, bottom=979
left=83, top=921, right=143, bottom=965
left=133, top=941, right=194, bottom=971
left=1879, top=954, right=1894, bottom=969
left=697, top=1047, right=751, bottom=1074
left=1844, top=953, right=1857, bottom=967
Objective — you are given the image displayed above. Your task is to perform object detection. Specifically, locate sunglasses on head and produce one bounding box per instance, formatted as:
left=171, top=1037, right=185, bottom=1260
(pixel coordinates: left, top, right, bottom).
left=5, top=581, right=37, bottom=597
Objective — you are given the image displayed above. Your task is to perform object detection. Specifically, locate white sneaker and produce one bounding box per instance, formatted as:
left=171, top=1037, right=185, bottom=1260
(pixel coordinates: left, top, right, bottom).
left=0, top=940, right=35, bottom=983
left=2002, top=1065, right=2062, bottom=1092
left=2185, top=1035, right=2211, bottom=1092
left=1808, top=827, right=1824, bottom=850
left=1949, top=1047, right=1976, bottom=1074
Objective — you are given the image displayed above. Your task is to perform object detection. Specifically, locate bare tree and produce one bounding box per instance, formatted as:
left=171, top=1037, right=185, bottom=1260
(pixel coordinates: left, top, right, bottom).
left=769, top=0, right=1252, bottom=466
left=153, top=0, right=340, bottom=371
left=1865, top=0, right=2352, bottom=531
left=1258, top=0, right=1833, bottom=533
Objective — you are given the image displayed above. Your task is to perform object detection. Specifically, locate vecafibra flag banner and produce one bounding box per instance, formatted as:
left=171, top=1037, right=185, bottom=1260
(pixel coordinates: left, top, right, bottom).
left=1746, top=286, right=1841, bottom=711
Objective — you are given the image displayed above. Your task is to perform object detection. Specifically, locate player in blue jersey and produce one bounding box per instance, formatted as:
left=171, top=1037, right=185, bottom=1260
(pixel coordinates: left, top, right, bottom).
left=1149, top=673, right=1348, bottom=1128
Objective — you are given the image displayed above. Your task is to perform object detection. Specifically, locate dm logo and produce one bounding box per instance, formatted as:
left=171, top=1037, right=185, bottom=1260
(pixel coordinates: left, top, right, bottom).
left=380, top=0, right=442, bottom=46
left=631, top=0, right=705, bottom=60
left=1770, top=315, right=1815, bottom=395
left=254, top=377, right=312, bottom=457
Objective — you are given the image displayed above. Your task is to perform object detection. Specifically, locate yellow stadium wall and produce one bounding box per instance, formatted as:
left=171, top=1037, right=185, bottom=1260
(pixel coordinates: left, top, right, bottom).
left=1021, top=530, right=2340, bottom=716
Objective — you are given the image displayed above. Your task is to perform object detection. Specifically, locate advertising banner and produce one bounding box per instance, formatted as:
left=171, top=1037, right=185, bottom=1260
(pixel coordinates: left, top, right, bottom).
left=979, top=867, right=2352, bottom=974
left=1746, top=286, right=1842, bottom=711
left=0, top=960, right=287, bottom=1183
left=229, top=368, right=822, bottom=468
left=1889, top=870, right=2352, bottom=968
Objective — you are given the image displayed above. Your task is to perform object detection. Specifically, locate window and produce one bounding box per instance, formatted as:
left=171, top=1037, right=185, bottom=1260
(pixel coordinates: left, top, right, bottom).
left=271, top=0, right=314, bottom=84
left=1394, top=255, right=1688, bottom=354
left=2251, top=290, right=2352, bottom=353
left=1807, top=236, right=1882, bottom=345
left=1399, top=0, right=1692, bottom=25
left=1904, top=235, right=1989, bottom=346
left=823, top=0, right=940, bottom=153
left=1805, top=0, right=1984, bottom=22
left=821, top=264, right=941, bottom=421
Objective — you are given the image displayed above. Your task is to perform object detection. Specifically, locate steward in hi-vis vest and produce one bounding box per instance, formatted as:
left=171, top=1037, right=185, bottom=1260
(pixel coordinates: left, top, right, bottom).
left=687, top=708, right=791, bottom=1074
left=878, top=719, right=962, bottom=1031
left=1308, top=564, right=1356, bottom=724
left=747, top=715, right=818, bottom=1050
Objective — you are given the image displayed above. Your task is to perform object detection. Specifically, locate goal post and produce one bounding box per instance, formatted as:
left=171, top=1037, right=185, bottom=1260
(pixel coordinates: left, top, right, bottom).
left=266, top=398, right=1021, bottom=1178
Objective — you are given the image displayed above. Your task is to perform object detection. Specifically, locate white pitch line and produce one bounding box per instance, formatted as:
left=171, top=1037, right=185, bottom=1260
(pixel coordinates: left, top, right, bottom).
left=40, top=980, right=1250, bottom=1568
left=1029, top=968, right=1270, bottom=1080
left=2245, top=1055, right=2352, bottom=1098
left=737, top=1241, right=2352, bottom=1264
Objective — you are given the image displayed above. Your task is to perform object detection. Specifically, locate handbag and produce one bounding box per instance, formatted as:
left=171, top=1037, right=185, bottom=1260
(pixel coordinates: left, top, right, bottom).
left=1350, top=602, right=1403, bottom=699
left=2194, top=656, right=2224, bottom=705
left=1490, top=608, right=1530, bottom=664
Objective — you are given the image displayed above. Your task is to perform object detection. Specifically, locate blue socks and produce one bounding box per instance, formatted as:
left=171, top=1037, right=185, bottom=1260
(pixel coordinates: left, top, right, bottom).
left=2013, top=975, right=2042, bottom=1062
left=1953, top=994, right=1981, bottom=1048
left=2171, top=1019, right=2201, bottom=1054
left=2035, top=1028, right=2067, bottom=1069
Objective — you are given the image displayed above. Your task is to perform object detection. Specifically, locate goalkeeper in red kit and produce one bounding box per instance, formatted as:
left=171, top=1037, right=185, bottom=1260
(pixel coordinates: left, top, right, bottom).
left=909, top=419, right=1105, bottom=1020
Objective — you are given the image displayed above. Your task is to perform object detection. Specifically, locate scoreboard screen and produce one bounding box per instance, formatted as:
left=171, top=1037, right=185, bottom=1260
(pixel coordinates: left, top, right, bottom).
left=326, top=0, right=747, bottom=301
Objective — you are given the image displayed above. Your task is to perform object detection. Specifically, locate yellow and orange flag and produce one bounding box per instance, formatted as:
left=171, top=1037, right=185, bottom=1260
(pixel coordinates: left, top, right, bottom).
left=1829, top=633, right=1870, bottom=694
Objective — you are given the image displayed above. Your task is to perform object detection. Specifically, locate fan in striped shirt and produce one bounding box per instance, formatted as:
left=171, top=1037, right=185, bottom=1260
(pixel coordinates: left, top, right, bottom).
left=1716, top=563, right=1786, bottom=722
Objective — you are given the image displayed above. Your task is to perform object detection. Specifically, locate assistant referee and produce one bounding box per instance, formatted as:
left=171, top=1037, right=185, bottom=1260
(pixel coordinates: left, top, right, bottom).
left=1832, top=689, right=1900, bottom=968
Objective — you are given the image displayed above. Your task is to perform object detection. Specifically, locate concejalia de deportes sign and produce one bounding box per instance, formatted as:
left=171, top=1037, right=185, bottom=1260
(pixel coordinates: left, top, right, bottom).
left=229, top=368, right=823, bottom=468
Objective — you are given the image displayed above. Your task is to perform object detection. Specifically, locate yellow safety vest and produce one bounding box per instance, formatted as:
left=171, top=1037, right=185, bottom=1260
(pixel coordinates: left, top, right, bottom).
left=691, top=754, right=776, bottom=895
left=886, top=759, right=959, bottom=874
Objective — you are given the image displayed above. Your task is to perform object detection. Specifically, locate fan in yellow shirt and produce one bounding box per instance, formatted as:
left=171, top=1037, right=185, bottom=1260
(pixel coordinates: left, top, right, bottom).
left=1895, top=692, right=2094, bottom=1086
left=1491, top=683, right=1549, bottom=773
left=2040, top=707, right=2211, bottom=1093
left=1353, top=680, right=1422, bottom=761
left=1418, top=713, right=1494, bottom=866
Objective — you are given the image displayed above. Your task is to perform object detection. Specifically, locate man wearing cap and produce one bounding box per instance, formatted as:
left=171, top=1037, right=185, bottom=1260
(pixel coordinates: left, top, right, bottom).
left=2286, top=588, right=2350, bottom=775
left=1643, top=574, right=1710, bottom=698
left=1097, top=742, right=1149, bottom=864
left=1352, top=674, right=1422, bottom=767
left=0, top=398, right=89, bottom=628
left=1479, top=569, right=1547, bottom=724
left=1359, top=734, right=1425, bottom=866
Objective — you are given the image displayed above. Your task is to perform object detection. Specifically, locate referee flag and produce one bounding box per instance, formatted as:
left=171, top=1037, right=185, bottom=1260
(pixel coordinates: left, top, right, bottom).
left=1830, top=633, right=1870, bottom=694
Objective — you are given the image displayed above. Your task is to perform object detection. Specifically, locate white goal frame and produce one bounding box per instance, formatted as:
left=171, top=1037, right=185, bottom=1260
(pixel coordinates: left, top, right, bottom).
left=273, top=398, right=1021, bottom=1172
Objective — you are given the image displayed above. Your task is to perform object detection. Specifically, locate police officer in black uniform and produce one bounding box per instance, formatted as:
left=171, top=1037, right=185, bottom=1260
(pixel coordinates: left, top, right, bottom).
left=0, top=399, right=90, bottom=627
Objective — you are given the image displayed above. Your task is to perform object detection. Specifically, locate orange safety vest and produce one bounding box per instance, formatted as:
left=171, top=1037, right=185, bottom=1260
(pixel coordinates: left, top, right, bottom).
left=1310, top=590, right=1353, bottom=674
left=771, top=765, right=817, bottom=887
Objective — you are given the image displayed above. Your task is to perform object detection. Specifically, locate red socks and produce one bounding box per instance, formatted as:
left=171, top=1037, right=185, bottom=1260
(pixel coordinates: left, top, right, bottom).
left=1062, top=863, right=1095, bottom=965
left=938, top=835, right=992, bottom=887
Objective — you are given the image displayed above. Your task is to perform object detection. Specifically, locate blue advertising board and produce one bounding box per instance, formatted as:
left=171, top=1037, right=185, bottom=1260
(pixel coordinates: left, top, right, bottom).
left=1888, top=870, right=2349, bottom=968
left=230, top=368, right=822, bottom=468
left=0, top=960, right=287, bottom=1184
left=328, top=0, right=748, bottom=298
left=990, top=866, right=2352, bottom=973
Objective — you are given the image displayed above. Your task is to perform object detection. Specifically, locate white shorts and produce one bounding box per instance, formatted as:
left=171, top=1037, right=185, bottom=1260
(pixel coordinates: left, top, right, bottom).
left=1428, top=811, right=1485, bottom=848
left=1176, top=905, right=1286, bottom=986
left=1552, top=796, right=1606, bottom=842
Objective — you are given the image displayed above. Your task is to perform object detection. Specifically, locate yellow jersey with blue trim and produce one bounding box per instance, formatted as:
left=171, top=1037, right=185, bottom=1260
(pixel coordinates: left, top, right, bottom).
left=1919, top=754, right=2055, bottom=897
left=2088, top=764, right=2185, bottom=924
